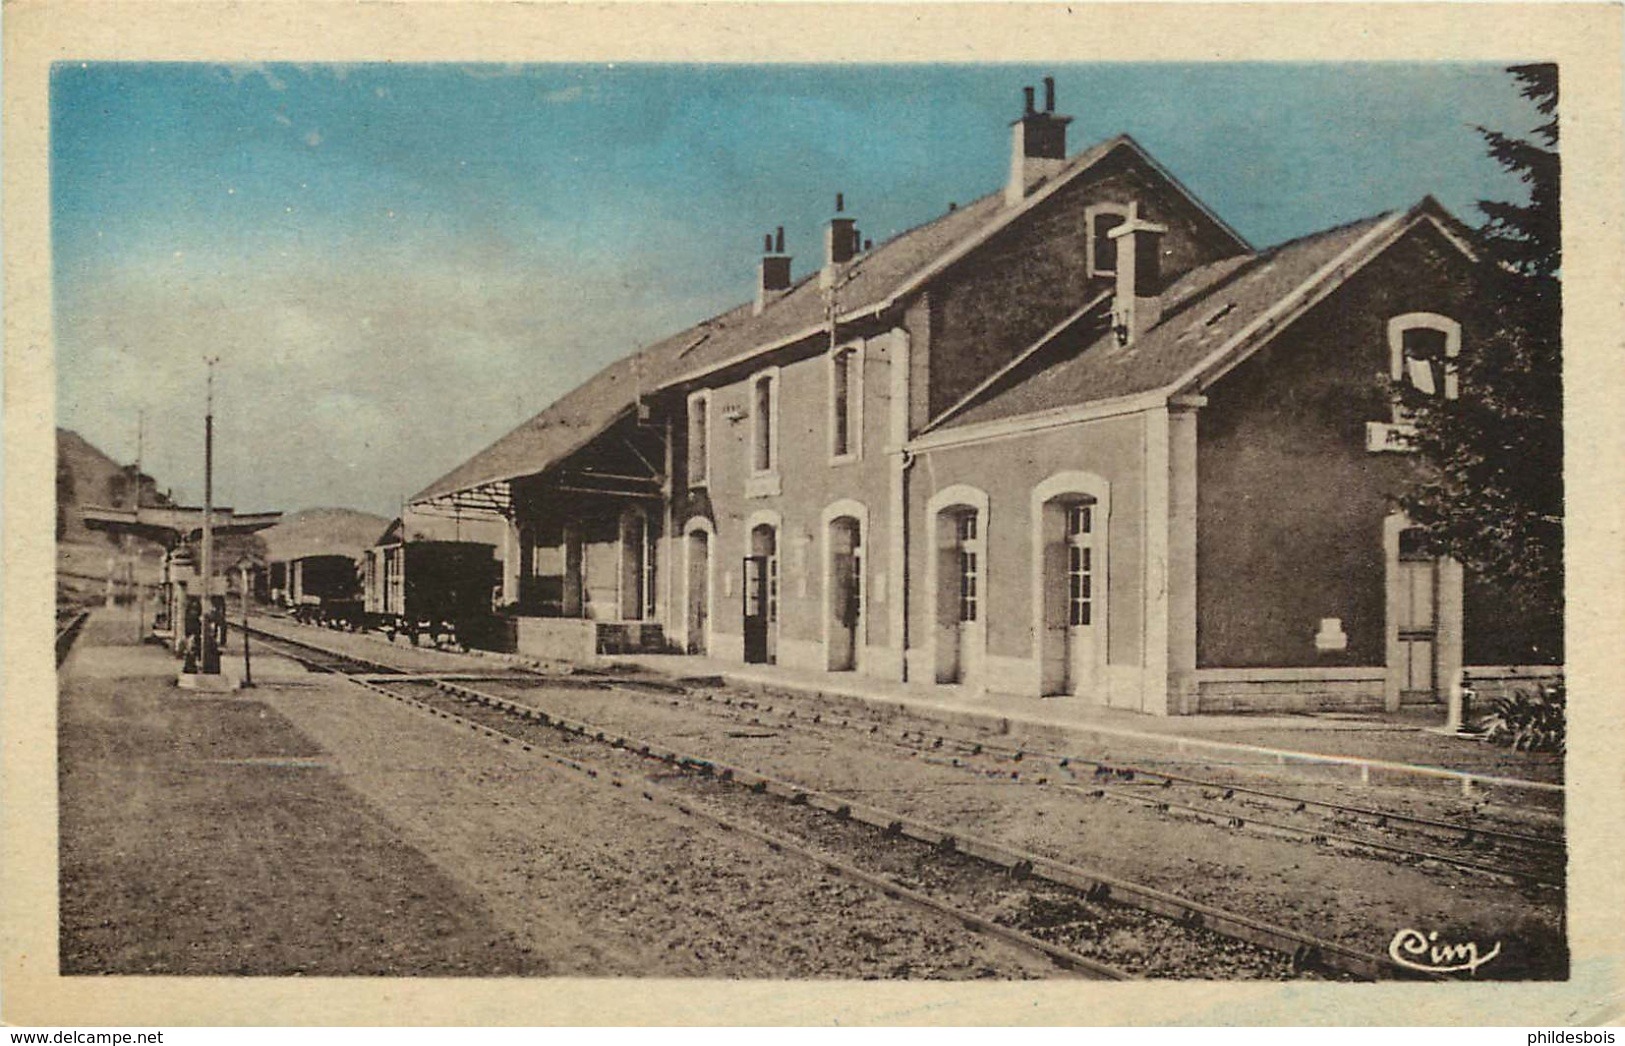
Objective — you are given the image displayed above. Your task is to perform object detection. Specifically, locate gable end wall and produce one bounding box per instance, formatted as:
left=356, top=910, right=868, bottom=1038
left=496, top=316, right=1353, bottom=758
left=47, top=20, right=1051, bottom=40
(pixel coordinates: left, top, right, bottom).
left=925, top=150, right=1241, bottom=421
left=1194, top=223, right=1489, bottom=670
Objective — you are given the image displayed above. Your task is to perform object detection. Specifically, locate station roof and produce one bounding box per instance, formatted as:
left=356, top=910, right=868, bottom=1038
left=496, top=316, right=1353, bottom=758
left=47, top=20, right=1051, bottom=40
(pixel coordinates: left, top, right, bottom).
left=79, top=505, right=283, bottom=547
left=930, top=197, right=1478, bottom=432
left=411, top=134, right=1247, bottom=506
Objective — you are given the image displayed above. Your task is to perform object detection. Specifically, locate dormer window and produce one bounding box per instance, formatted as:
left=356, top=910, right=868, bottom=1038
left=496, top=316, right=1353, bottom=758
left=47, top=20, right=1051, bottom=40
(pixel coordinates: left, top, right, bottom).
left=1086, top=203, right=1132, bottom=276
left=1389, top=313, right=1461, bottom=402
left=829, top=342, right=863, bottom=462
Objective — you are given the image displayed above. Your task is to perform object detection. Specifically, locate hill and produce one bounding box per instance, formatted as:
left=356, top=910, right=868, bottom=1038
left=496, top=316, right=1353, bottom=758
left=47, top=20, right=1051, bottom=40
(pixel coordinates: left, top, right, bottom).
left=260, top=507, right=392, bottom=563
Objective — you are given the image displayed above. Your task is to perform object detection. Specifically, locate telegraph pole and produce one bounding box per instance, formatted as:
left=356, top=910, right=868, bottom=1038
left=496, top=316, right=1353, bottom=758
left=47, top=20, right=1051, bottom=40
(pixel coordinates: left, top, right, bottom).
left=200, top=356, right=220, bottom=674
left=134, top=409, right=145, bottom=641
left=239, top=562, right=253, bottom=687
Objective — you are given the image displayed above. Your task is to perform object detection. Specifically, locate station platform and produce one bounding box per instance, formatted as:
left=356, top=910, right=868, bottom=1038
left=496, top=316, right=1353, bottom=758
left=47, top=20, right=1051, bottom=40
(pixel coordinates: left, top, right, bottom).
left=115, top=608, right=1561, bottom=796
left=63, top=606, right=319, bottom=687
left=607, top=652, right=1564, bottom=795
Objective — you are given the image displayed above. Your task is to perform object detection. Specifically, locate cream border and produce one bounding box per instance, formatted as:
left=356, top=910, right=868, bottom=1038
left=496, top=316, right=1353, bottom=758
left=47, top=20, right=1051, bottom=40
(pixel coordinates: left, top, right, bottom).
left=5, top=1, right=1623, bottom=1028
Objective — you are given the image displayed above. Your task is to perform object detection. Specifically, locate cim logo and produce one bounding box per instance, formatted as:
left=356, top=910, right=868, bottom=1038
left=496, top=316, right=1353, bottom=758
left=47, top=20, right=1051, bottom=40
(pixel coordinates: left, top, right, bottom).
left=1388, top=927, right=1502, bottom=975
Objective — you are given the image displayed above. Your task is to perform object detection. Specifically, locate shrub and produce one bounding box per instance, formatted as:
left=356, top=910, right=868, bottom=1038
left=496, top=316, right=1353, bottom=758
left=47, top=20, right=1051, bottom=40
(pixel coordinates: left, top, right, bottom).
left=1479, top=680, right=1566, bottom=753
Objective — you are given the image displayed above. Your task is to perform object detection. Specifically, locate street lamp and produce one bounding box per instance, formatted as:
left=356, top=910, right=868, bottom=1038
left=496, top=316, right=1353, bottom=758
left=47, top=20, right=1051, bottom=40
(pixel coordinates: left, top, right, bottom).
left=200, top=355, right=221, bottom=674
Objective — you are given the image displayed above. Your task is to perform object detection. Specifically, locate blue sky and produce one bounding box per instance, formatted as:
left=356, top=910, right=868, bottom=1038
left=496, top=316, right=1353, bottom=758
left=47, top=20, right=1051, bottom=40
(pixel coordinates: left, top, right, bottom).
left=53, top=62, right=1544, bottom=517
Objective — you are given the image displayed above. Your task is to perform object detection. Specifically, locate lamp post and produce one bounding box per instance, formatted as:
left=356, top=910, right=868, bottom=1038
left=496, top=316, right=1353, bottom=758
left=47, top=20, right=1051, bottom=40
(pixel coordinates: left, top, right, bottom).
left=237, top=559, right=254, bottom=688
left=200, top=356, right=221, bottom=674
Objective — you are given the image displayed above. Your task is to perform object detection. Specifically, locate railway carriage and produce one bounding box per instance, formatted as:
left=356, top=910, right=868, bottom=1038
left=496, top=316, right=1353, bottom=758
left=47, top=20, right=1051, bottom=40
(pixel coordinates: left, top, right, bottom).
left=363, top=537, right=499, bottom=648
left=287, top=553, right=365, bottom=628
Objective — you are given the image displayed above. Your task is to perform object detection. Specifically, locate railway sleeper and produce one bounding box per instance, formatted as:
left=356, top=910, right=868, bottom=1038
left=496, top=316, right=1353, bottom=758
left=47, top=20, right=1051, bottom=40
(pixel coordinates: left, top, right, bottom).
left=352, top=672, right=1415, bottom=981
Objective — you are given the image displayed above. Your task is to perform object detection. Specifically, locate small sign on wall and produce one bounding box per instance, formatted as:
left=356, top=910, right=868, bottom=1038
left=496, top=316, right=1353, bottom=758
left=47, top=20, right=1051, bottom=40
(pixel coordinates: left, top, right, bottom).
left=1315, top=617, right=1348, bottom=652
left=1365, top=421, right=1417, bottom=453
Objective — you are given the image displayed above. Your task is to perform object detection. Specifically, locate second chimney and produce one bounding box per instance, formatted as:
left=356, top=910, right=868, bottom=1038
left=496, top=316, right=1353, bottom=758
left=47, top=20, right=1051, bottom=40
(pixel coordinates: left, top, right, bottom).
left=1006, top=76, right=1072, bottom=206
left=822, top=193, right=857, bottom=289
left=1108, top=205, right=1169, bottom=345
left=756, top=226, right=791, bottom=314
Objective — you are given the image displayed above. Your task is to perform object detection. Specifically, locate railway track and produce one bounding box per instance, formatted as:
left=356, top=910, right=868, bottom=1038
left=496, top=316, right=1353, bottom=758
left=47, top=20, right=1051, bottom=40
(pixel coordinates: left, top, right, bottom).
left=56, top=609, right=91, bottom=666
left=244, top=618, right=1564, bottom=887
left=366, top=673, right=1357, bottom=980
left=245, top=624, right=1568, bottom=968
left=577, top=678, right=1567, bottom=889
left=240, top=623, right=1463, bottom=980
left=246, top=629, right=404, bottom=675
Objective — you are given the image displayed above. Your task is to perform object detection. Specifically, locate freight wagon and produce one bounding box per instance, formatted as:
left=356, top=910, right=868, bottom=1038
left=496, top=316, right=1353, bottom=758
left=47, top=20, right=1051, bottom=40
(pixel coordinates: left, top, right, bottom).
left=287, top=553, right=364, bottom=628
left=362, top=539, right=498, bottom=648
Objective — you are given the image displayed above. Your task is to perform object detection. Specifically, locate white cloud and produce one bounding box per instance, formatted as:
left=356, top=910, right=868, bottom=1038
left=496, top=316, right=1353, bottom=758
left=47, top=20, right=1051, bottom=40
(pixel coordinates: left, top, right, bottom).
left=542, top=84, right=584, bottom=104
left=304, top=130, right=323, bottom=148
left=272, top=113, right=292, bottom=127
left=225, top=63, right=287, bottom=92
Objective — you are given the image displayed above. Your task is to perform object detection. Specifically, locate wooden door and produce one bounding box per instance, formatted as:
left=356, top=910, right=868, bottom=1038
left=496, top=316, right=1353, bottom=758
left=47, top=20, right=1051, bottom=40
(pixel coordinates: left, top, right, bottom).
left=743, top=555, right=769, bottom=664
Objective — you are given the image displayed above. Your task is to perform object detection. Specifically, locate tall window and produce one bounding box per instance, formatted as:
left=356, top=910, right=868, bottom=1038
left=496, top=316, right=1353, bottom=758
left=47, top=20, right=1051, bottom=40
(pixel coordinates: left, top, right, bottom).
left=752, top=371, right=777, bottom=473
left=830, top=345, right=862, bottom=460
left=956, top=513, right=980, bottom=623
left=768, top=553, right=779, bottom=624
left=1066, top=503, right=1093, bottom=627
left=687, top=390, right=710, bottom=487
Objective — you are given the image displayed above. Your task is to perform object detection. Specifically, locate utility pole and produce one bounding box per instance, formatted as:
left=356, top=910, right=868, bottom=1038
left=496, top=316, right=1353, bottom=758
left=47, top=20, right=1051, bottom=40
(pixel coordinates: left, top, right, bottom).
left=239, top=562, right=253, bottom=687
left=200, top=356, right=220, bottom=674
left=134, top=409, right=145, bottom=641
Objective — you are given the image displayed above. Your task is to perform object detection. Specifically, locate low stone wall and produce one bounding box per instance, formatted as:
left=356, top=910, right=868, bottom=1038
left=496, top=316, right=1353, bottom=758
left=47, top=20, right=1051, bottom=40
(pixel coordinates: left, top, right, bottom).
left=1464, top=665, right=1563, bottom=704
left=514, top=618, right=669, bottom=660
left=595, top=622, right=667, bottom=655
left=1195, top=668, right=1386, bottom=714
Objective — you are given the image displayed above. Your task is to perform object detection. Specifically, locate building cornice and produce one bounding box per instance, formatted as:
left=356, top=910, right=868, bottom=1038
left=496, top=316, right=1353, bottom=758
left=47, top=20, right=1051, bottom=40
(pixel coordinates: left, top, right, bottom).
left=904, top=389, right=1169, bottom=453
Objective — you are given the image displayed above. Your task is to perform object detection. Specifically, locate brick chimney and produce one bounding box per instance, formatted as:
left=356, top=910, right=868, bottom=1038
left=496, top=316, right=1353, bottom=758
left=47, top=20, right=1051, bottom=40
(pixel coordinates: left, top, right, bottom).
left=756, top=226, right=791, bottom=314
left=822, top=193, right=858, bottom=290
left=1108, top=205, right=1169, bottom=345
left=1006, top=76, right=1072, bottom=206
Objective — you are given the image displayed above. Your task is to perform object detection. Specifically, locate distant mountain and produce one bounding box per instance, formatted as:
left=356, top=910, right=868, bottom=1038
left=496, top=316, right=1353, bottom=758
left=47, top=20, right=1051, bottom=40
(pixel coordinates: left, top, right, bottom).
left=259, top=507, right=392, bottom=563
left=57, top=428, right=172, bottom=544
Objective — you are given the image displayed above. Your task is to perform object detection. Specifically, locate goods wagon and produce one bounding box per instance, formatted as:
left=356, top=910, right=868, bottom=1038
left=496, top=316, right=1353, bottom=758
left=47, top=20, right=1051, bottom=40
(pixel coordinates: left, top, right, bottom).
left=363, top=539, right=498, bottom=648
left=287, top=553, right=364, bottom=628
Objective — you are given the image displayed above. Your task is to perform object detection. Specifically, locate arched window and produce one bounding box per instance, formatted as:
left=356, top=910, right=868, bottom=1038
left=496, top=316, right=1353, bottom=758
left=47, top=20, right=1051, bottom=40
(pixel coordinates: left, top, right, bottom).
left=751, top=369, right=779, bottom=473
left=829, top=342, right=863, bottom=462
left=746, top=367, right=782, bottom=499
left=1030, top=471, right=1111, bottom=697
left=687, top=390, right=711, bottom=488
left=926, top=485, right=990, bottom=686
left=954, top=511, right=980, bottom=623
left=1388, top=313, right=1462, bottom=402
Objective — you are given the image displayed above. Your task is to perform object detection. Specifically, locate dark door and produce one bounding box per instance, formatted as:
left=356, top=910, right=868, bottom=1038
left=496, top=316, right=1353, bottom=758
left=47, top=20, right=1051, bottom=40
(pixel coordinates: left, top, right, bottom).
left=743, top=555, right=768, bottom=664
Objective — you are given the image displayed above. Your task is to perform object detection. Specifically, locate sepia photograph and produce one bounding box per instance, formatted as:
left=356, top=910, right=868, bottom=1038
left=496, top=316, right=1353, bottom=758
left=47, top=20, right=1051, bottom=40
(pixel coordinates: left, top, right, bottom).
left=7, top=0, right=1624, bottom=1029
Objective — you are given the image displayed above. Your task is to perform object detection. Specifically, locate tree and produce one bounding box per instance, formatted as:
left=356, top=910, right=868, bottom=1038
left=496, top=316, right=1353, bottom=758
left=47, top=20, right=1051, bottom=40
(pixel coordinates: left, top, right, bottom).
left=1396, top=64, right=1563, bottom=630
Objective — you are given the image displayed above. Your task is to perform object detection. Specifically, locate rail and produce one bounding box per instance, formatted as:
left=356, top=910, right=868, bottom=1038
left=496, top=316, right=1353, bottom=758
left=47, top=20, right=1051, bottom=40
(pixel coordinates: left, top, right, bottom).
left=56, top=610, right=91, bottom=666
left=418, top=674, right=1424, bottom=982
left=351, top=672, right=1134, bottom=979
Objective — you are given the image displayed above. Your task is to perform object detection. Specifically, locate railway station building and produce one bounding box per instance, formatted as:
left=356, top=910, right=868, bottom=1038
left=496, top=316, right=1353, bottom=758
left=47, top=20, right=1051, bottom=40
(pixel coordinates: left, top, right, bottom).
left=411, top=81, right=1561, bottom=715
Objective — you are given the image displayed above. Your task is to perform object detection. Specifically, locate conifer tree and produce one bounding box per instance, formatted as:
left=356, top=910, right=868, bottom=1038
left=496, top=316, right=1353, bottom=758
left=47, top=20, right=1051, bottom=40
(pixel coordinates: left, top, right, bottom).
left=1396, top=64, right=1562, bottom=634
